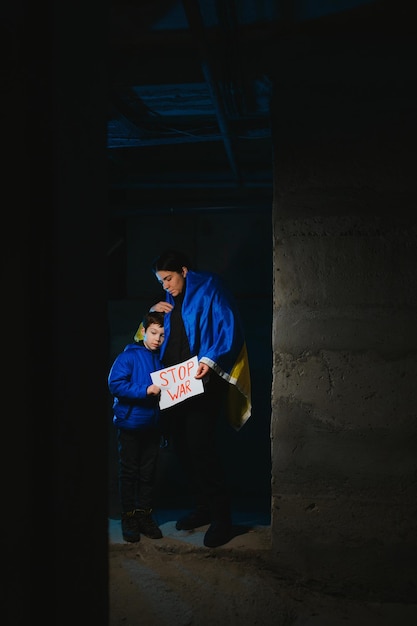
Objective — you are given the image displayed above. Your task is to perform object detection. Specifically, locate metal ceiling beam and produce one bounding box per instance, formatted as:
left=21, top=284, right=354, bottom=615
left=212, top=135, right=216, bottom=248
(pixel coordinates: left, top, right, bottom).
left=110, top=202, right=273, bottom=217
left=110, top=179, right=272, bottom=190
left=181, top=0, right=241, bottom=184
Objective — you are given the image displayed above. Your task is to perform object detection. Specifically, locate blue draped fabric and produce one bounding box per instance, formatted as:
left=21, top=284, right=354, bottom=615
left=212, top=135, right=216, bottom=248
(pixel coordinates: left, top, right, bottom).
left=135, top=270, right=251, bottom=430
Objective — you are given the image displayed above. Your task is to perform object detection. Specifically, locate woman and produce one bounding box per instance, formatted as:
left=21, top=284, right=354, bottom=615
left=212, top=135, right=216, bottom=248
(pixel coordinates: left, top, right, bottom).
left=135, top=249, right=251, bottom=547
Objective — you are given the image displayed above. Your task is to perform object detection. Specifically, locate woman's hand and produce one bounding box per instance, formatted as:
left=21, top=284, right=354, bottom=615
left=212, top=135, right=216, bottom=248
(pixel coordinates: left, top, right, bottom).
left=195, top=362, right=210, bottom=379
left=150, top=301, right=174, bottom=313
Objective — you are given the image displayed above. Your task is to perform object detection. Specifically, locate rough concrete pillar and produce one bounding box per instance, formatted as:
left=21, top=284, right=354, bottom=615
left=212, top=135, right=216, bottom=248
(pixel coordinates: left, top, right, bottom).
left=270, top=26, right=417, bottom=598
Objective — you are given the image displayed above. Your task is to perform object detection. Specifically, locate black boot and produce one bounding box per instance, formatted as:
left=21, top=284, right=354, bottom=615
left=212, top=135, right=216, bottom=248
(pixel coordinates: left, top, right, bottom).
left=203, top=497, right=232, bottom=548
left=175, top=504, right=211, bottom=530
left=121, top=510, right=141, bottom=543
left=135, top=508, right=163, bottom=539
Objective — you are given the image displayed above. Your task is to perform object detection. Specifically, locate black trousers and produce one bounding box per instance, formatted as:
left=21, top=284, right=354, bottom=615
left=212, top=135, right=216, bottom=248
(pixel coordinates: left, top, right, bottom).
left=117, top=427, right=160, bottom=513
left=161, top=372, right=230, bottom=506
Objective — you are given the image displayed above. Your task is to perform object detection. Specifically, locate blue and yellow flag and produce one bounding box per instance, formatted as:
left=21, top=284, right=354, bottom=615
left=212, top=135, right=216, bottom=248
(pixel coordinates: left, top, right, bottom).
left=134, top=270, right=251, bottom=430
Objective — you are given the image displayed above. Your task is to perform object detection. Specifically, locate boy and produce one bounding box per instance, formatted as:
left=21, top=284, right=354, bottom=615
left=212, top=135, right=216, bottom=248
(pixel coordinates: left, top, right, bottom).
left=108, top=311, right=165, bottom=542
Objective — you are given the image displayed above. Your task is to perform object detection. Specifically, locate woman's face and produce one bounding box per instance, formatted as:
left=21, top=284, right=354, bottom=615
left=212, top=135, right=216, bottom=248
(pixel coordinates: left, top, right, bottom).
left=156, top=267, right=188, bottom=297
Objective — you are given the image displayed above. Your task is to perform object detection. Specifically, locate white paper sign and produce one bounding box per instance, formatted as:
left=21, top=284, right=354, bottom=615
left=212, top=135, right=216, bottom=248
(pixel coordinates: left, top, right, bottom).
left=150, top=355, right=204, bottom=409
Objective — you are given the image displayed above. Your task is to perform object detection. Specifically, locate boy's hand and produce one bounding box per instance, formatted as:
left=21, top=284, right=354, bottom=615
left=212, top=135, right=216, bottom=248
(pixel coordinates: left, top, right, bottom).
left=147, top=384, right=161, bottom=396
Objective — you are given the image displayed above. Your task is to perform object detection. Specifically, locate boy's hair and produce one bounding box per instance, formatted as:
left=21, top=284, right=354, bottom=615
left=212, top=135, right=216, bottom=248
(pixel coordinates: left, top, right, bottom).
left=142, top=310, right=164, bottom=330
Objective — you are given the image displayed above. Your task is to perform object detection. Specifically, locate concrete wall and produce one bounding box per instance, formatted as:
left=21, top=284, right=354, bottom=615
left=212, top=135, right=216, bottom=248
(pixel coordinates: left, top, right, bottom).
left=6, top=3, right=110, bottom=624
left=270, top=28, right=417, bottom=596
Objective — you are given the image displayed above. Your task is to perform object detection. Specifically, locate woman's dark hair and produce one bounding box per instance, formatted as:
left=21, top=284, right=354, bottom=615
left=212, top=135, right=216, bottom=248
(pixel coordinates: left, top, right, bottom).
left=151, top=249, right=192, bottom=273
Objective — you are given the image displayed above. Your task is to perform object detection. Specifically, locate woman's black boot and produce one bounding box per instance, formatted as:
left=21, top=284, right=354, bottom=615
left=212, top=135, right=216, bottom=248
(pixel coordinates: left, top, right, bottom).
left=203, top=497, right=232, bottom=548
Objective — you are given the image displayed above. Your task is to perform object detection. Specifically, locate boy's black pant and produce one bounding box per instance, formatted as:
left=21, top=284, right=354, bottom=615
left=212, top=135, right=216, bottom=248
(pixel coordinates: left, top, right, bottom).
left=117, top=427, right=160, bottom=513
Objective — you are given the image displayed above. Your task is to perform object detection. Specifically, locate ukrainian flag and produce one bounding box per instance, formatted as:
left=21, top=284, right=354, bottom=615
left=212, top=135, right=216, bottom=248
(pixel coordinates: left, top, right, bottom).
left=134, top=270, right=252, bottom=430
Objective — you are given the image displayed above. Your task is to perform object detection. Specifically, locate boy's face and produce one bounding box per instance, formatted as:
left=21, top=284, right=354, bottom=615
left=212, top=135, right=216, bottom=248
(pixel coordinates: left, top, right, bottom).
left=142, top=323, right=165, bottom=351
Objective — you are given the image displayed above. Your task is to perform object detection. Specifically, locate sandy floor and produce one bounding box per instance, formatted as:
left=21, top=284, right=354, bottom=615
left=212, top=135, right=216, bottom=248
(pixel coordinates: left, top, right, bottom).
left=108, top=515, right=417, bottom=626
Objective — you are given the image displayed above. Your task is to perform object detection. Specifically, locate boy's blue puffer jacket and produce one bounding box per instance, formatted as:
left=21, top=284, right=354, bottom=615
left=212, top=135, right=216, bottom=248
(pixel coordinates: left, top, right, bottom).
left=108, top=342, right=163, bottom=430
